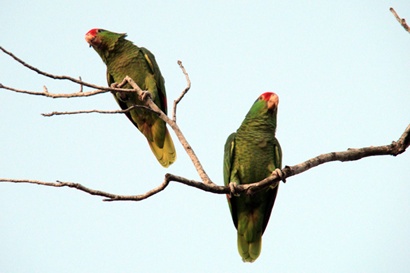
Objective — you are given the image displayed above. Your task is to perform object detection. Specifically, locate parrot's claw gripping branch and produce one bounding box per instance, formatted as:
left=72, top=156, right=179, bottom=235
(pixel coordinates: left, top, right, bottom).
left=272, top=168, right=286, bottom=183
left=139, top=90, right=152, bottom=102
left=110, top=82, right=119, bottom=88
left=228, top=182, right=240, bottom=197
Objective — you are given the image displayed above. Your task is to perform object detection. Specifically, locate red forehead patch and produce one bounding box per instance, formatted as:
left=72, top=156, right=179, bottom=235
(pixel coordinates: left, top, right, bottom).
left=86, top=28, right=99, bottom=37
left=260, top=92, right=275, bottom=101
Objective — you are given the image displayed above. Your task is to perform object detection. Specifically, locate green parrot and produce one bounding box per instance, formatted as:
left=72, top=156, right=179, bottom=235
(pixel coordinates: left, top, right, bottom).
left=85, top=28, right=176, bottom=167
left=224, top=92, right=282, bottom=262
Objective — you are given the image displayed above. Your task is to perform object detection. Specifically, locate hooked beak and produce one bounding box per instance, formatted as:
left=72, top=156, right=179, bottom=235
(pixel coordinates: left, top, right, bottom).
left=85, top=33, right=95, bottom=48
left=267, top=93, right=279, bottom=110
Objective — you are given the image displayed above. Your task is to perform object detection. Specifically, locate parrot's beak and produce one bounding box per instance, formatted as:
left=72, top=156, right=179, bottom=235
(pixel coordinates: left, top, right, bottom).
left=85, top=33, right=94, bottom=47
left=267, top=93, right=279, bottom=110
left=85, top=33, right=93, bottom=47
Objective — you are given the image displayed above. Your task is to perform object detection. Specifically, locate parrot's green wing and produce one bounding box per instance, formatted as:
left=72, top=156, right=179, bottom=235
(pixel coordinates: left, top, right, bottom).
left=106, top=71, right=135, bottom=125
left=223, top=132, right=236, bottom=187
left=273, top=137, right=282, bottom=170
left=223, top=132, right=238, bottom=228
left=141, top=47, right=167, bottom=114
left=260, top=137, right=282, bottom=234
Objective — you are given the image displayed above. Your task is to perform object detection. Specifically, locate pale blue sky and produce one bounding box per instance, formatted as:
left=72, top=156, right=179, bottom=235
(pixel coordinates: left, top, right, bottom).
left=1, top=1, right=410, bottom=272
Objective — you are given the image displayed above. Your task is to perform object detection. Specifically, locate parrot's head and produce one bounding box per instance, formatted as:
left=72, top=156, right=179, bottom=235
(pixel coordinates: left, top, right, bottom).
left=247, top=92, right=279, bottom=120
left=85, top=28, right=127, bottom=51
left=85, top=28, right=104, bottom=48
left=259, top=92, right=279, bottom=111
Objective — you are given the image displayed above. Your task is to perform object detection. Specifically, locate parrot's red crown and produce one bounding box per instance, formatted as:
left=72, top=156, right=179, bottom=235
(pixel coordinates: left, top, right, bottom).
left=260, top=92, right=278, bottom=101
left=259, top=92, right=279, bottom=110
left=85, top=28, right=103, bottom=47
left=86, top=28, right=99, bottom=37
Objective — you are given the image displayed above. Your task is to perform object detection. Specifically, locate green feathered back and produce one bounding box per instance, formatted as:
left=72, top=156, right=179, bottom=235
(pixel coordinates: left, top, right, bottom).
left=224, top=93, right=282, bottom=262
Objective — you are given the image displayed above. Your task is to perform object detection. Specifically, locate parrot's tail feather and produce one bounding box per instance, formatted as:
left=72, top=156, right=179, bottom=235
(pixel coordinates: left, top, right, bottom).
left=148, top=128, right=176, bottom=168
left=237, top=232, right=262, bottom=263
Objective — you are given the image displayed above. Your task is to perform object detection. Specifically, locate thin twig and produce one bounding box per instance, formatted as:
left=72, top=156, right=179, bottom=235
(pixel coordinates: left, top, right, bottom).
left=0, top=178, right=170, bottom=202
left=0, top=47, right=138, bottom=96
left=0, top=83, right=110, bottom=98
left=172, top=60, right=191, bottom=122
left=0, top=81, right=137, bottom=98
left=79, top=76, right=83, bottom=92
left=0, top=46, right=103, bottom=89
left=390, top=7, right=410, bottom=33
left=42, top=105, right=151, bottom=117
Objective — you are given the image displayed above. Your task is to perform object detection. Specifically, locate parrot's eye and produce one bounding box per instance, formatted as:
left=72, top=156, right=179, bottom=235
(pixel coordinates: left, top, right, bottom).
left=97, top=29, right=103, bottom=33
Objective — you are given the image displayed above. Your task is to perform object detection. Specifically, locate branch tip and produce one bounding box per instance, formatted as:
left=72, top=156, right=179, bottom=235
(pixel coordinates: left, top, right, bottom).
left=390, top=7, right=410, bottom=33
left=79, top=76, right=83, bottom=92
left=172, top=60, right=191, bottom=121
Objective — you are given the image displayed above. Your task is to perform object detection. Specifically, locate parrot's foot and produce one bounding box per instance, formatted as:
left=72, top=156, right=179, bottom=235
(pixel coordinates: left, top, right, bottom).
left=110, top=83, right=129, bottom=101
left=228, top=182, right=240, bottom=197
left=139, top=90, right=152, bottom=102
left=272, top=168, right=286, bottom=183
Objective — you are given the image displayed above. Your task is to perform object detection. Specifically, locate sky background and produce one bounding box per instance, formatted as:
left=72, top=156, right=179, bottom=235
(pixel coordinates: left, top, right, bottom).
left=1, top=1, right=409, bottom=272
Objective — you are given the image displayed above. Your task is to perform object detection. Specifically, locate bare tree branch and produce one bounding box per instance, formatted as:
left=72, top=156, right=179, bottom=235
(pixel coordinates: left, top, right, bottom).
left=0, top=82, right=109, bottom=98
left=1, top=124, right=409, bottom=201
left=0, top=46, right=140, bottom=97
left=0, top=78, right=140, bottom=98
left=390, top=7, right=410, bottom=33
left=0, top=46, right=106, bottom=90
left=0, top=178, right=170, bottom=202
